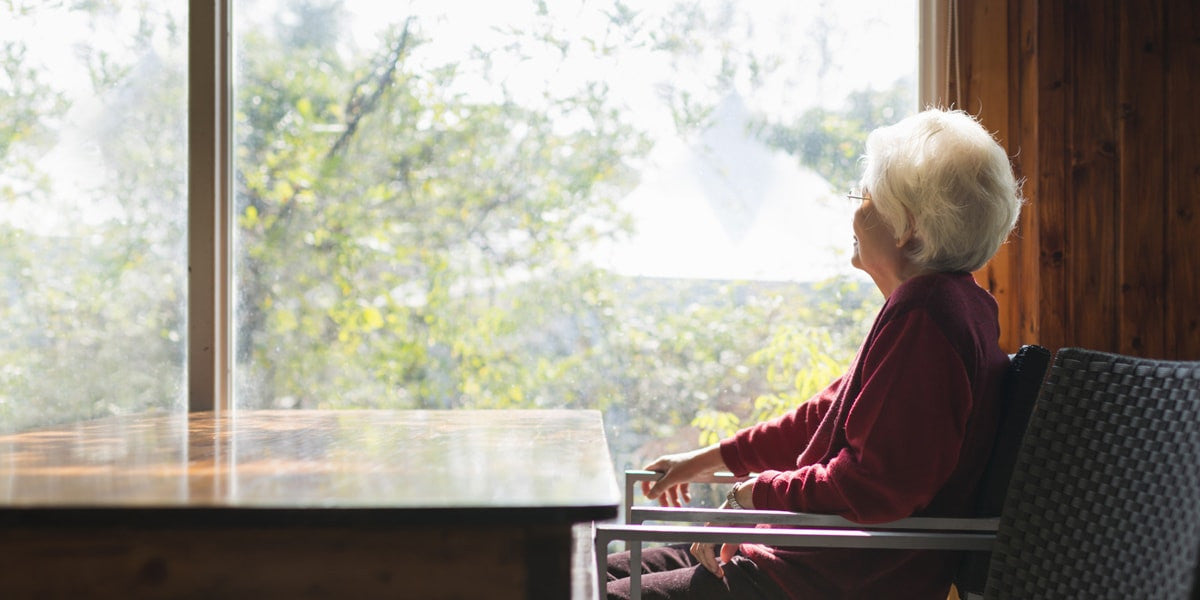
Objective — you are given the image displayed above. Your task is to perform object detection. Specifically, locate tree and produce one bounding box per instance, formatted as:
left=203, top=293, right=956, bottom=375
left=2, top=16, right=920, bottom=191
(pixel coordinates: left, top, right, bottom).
left=751, top=77, right=917, bottom=194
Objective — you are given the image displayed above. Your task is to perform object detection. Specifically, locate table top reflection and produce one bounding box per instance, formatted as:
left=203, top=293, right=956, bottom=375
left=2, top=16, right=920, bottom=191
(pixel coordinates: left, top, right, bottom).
left=0, top=410, right=620, bottom=526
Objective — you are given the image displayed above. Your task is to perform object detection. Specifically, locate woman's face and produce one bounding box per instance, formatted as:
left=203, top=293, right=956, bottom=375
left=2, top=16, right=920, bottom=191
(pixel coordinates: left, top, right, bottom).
left=850, top=194, right=908, bottom=286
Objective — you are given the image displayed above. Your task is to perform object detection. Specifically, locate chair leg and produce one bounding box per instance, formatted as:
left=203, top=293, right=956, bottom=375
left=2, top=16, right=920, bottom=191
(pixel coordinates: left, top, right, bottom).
left=592, top=531, right=644, bottom=600
left=629, top=540, right=642, bottom=600
left=594, top=526, right=611, bottom=600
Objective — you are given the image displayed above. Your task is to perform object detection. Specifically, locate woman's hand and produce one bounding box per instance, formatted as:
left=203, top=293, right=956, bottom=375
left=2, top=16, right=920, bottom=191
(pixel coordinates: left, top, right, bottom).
left=690, top=476, right=757, bottom=578
left=691, top=540, right=740, bottom=579
left=640, top=444, right=727, bottom=507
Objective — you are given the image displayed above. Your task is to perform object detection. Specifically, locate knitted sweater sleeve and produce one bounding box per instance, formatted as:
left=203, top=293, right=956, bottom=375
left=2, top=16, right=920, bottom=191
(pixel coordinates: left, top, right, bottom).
left=719, top=376, right=842, bottom=474
left=746, top=309, right=973, bottom=523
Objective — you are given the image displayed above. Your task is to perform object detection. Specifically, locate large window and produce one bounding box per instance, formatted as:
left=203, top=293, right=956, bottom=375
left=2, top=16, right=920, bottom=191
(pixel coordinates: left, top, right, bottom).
left=3, top=1, right=918, bottom=497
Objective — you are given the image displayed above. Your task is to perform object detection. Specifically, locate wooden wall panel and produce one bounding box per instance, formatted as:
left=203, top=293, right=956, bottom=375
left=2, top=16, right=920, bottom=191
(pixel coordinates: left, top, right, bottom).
left=1010, top=0, right=1041, bottom=350
left=1066, top=0, right=1119, bottom=352
left=1116, top=0, right=1166, bottom=357
left=1032, top=0, right=1070, bottom=353
left=1165, top=0, right=1200, bottom=358
left=961, top=0, right=1199, bottom=359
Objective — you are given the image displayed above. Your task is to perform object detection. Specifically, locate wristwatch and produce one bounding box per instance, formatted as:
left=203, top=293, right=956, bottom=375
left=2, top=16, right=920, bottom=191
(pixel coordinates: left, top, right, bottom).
left=726, top=481, right=745, bottom=509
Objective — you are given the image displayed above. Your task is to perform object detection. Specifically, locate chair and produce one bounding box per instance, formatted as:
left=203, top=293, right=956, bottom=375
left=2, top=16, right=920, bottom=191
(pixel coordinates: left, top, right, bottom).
left=983, top=348, right=1200, bottom=598
left=595, top=347, right=1200, bottom=599
left=596, top=343, right=1051, bottom=599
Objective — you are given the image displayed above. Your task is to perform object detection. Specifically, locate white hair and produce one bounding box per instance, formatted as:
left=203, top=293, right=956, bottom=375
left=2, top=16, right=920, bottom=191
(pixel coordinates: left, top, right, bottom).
left=860, top=109, right=1023, bottom=273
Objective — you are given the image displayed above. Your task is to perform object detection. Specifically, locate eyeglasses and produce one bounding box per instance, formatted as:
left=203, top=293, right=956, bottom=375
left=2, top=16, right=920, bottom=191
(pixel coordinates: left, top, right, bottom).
left=846, top=188, right=868, bottom=202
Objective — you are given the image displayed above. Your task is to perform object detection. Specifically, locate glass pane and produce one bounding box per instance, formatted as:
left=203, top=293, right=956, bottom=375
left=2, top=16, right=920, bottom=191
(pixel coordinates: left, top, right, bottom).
left=233, top=0, right=914, bottom=500
left=0, top=2, right=187, bottom=432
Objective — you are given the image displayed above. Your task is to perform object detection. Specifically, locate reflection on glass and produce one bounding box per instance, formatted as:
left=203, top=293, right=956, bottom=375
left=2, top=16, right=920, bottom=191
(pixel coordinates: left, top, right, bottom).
left=0, top=3, right=187, bottom=432
left=233, top=0, right=915, bottom=502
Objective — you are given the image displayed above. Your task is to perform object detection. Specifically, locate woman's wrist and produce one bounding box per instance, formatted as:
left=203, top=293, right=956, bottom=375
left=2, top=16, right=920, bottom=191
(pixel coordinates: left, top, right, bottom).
left=726, top=477, right=756, bottom=510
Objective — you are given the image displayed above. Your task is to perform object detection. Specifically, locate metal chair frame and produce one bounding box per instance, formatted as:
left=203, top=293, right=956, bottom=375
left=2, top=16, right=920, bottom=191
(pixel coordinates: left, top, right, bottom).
left=595, top=470, right=999, bottom=600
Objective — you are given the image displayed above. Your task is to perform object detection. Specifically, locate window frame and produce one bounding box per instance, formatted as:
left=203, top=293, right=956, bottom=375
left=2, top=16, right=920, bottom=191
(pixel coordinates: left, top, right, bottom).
left=188, top=0, right=232, bottom=412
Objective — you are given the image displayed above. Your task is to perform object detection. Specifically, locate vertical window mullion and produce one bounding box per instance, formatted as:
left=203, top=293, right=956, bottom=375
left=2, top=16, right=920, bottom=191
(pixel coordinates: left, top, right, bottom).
left=188, top=0, right=232, bottom=413
left=919, top=0, right=949, bottom=109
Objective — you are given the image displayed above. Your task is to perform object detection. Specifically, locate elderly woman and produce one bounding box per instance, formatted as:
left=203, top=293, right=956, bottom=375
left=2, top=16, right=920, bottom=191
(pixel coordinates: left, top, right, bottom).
left=606, top=108, right=1024, bottom=599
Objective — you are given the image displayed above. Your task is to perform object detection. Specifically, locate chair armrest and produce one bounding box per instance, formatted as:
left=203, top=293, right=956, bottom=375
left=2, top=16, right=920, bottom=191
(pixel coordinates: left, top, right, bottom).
left=596, top=522, right=996, bottom=551
left=622, top=470, right=997, bottom=531
left=622, top=469, right=747, bottom=519
left=624, top=469, right=747, bottom=485
left=594, top=522, right=995, bottom=600
left=629, top=506, right=1000, bottom=532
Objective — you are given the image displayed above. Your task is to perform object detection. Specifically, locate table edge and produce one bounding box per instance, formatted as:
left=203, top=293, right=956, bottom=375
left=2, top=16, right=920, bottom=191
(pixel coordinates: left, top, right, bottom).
left=0, top=503, right=618, bottom=529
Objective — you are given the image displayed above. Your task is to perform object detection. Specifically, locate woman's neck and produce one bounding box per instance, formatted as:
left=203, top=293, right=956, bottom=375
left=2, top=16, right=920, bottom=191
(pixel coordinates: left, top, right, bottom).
left=874, top=263, right=935, bottom=299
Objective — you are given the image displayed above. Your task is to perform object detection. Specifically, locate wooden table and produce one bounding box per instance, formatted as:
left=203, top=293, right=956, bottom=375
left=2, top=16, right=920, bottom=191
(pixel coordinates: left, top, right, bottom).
left=0, top=409, right=619, bottom=599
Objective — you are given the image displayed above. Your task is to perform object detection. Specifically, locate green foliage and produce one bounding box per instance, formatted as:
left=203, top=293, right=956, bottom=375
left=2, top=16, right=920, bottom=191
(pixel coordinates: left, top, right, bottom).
left=751, top=77, right=916, bottom=194
left=682, top=276, right=879, bottom=451
left=232, top=6, right=651, bottom=410
left=693, top=408, right=740, bottom=447
left=0, top=38, right=68, bottom=196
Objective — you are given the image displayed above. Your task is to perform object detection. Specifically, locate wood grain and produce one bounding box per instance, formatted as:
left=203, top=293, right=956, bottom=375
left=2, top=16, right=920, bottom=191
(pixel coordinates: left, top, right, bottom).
left=1165, top=0, right=1200, bottom=358
left=1067, top=0, right=1119, bottom=352
left=0, top=525, right=563, bottom=599
left=1116, top=0, right=1167, bottom=357
left=1033, top=0, right=1070, bottom=353
left=1012, top=0, right=1042, bottom=350
left=962, top=0, right=1199, bottom=359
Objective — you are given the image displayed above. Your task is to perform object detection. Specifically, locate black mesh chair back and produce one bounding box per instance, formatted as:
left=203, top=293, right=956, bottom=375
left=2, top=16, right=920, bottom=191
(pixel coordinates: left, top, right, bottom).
left=955, top=344, right=1052, bottom=598
left=973, top=344, right=1054, bottom=515
left=984, top=348, right=1200, bottom=599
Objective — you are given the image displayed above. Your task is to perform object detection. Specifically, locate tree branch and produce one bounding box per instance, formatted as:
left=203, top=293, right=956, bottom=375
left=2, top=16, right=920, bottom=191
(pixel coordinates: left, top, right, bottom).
left=327, top=17, right=414, bottom=159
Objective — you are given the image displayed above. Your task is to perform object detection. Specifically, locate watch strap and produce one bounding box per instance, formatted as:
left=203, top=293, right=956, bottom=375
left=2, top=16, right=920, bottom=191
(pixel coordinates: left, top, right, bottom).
left=726, top=481, right=744, bottom=509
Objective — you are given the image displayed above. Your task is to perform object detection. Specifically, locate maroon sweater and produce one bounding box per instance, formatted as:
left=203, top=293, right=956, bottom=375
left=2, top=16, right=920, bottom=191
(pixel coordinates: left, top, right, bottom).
left=720, top=271, right=1009, bottom=599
